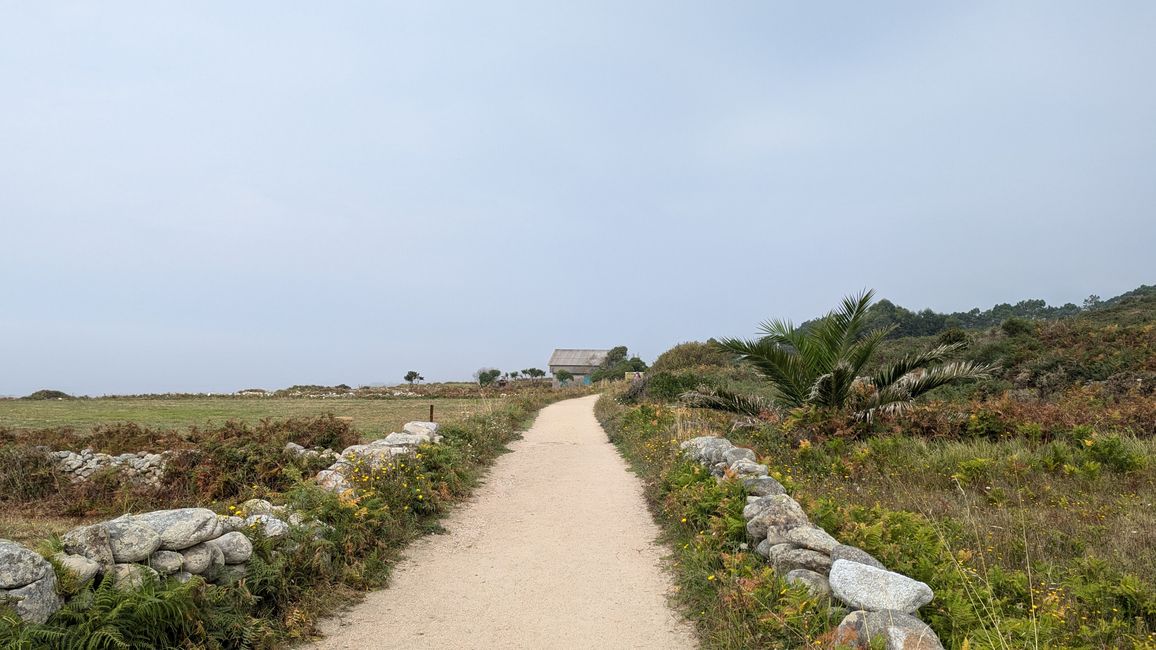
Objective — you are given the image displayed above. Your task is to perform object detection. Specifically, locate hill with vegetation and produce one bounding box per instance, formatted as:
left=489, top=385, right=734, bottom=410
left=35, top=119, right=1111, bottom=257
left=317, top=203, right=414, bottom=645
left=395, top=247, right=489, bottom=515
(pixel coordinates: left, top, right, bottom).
left=605, top=283, right=1156, bottom=648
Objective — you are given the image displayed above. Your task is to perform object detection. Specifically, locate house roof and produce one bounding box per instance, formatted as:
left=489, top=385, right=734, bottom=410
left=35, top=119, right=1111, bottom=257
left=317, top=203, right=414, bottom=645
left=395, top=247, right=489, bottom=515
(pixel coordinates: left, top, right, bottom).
left=548, top=348, right=610, bottom=368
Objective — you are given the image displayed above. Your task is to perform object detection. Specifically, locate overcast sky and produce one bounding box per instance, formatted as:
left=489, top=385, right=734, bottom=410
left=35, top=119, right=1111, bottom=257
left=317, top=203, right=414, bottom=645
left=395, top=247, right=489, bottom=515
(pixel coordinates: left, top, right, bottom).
left=2, top=2, right=1154, bottom=395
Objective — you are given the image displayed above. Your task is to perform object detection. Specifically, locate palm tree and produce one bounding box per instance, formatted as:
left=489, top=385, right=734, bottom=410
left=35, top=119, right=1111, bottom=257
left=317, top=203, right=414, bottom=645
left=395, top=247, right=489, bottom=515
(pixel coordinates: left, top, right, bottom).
left=715, top=290, right=994, bottom=420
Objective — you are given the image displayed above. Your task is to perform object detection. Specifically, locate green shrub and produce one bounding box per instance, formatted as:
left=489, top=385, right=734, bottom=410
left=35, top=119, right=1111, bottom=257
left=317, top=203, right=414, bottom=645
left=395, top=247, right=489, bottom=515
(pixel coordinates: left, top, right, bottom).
left=1086, top=434, right=1146, bottom=473
left=1001, top=317, right=1036, bottom=338
left=645, top=371, right=709, bottom=401
left=650, top=341, right=732, bottom=373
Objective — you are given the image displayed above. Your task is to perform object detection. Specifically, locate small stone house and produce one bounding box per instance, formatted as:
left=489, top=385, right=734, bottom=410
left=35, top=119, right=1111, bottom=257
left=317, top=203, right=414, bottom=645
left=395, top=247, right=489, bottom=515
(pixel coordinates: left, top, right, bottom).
left=548, top=349, right=610, bottom=386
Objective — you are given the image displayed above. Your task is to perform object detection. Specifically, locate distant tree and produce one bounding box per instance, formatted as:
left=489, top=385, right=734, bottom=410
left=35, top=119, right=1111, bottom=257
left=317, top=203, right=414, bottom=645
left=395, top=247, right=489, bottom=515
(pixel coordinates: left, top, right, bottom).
left=590, top=345, right=649, bottom=382
left=474, top=368, right=502, bottom=386
left=1001, top=317, right=1035, bottom=338
left=1083, top=294, right=1103, bottom=310
left=523, top=368, right=546, bottom=379
left=509, top=370, right=521, bottom=380
left=554, top=369, right=574, bottom=385
left=937, top=328, right=970, bottom=347
left=404, top=371, right=423, bottom=385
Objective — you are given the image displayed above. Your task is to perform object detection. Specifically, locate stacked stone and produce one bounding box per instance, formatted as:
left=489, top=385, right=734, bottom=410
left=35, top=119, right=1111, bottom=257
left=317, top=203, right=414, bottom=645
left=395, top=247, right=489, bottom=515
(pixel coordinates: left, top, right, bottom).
left=282, top=441, right=338, bottom=462
left=314, top=421, right=441, bottom=494
left=1, top=507, right=281, bottom=623
left=679, top=436, right=945, bottom=650
left=51, top=449, right=170, bottom=486
left=0, top=540, right=60, bottom=624
left=59, top=508, right=269, bottom=598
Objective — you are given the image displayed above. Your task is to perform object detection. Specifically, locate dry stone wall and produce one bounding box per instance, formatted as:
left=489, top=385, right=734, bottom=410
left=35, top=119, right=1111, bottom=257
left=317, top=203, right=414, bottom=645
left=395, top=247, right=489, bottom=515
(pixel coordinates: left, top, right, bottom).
left=313, top=421, right=440, bottom=494
left=680, top=435, right=946, bottom=650
left=2, top=421, right=441, bottom=626
left=50, top=449, right=172, bottom=486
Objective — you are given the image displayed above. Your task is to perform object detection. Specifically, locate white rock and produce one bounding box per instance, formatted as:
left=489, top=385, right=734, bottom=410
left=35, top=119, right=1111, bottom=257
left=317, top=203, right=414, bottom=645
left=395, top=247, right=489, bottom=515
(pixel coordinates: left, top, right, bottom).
left=403, top=421, right=440, bottom=438
left=380, top=432, right=432, bottom=447
left=829, top=559, right=934, bottom=613
left=241, top=499, right=282, bottom=517
left=729, top=458, right=769, bottom=477
left=148, top=550, right=184, bottom=575
left=134, top=508, right=222, bottom=550
left=785, top=526, right=840, bottom=555
left=244, top=514, right=289, bottom=539
left=723, top=446, right=757, bottom=465
left=315, top=469, right=353, bottom=493
left=207, top=532, right=253, bottom=564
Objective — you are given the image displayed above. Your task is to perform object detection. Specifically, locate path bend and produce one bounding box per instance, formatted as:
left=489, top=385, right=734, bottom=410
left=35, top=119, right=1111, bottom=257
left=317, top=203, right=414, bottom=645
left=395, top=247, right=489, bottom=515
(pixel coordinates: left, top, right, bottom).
left=312, top=395, right=695, bottom=649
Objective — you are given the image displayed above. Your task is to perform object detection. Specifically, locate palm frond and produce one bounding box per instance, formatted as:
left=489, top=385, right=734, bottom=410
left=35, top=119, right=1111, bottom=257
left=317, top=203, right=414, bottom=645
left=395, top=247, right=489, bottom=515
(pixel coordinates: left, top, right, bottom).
left=893, top=360, right=995, bottom=399
left=857, top=360, right=995, bottom=421
left=807, top=362, right=857, bottom=408
left=680, top=386, right=776, bottom=417
left=846, top=326, right=894, bottom=377
left=871, top=342, right=966, bottom=390
left=716, top=336, right=811, bottom=407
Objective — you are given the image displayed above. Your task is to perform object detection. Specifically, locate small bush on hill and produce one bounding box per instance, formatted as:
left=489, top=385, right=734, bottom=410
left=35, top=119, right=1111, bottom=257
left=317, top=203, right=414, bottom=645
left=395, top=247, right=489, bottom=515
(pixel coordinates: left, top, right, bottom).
left=649, top=340, right=732, bottom=373
left=22, top=390, right=73, bottom=400
left=1001, top=317, right=1036, bottom=337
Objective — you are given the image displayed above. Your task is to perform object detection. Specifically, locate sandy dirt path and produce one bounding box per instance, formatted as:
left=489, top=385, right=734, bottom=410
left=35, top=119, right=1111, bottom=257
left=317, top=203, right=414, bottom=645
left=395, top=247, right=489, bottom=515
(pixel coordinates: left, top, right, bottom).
left=312, top=395, right=696, bottom=650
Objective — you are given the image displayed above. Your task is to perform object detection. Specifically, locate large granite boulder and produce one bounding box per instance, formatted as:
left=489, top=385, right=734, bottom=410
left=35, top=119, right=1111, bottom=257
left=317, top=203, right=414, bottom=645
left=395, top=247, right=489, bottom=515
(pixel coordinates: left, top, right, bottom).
left=315, top=469, right=352, bottom=493
left=134, top=508, right=222, bottom=550
left=61, top=524, right=115, bottom=567
left=831, top=544, right=886, bottom=570
left=0, top=573, right=60, bottom=624
left=0, top=540, right=51, bottom=589
left=104, top=518, right=161, bottom=563
left=729, top=458, right=769, bottom=477
left=829, top=560, right=934, bottom=613
left=785, top=525, right=840, bottom=555
left=832, top=609, right=945, bottom=649
left=207, top=532, right=253, bottom=564
left=741, top=475, right=786, bottom=497
left=768, top=544, right=832, bottom=575
left=786, top=569, right=832, bottom=597
left=746, top=494, right=809, bottom=541
left=180, top=543, right=217, bottom=575
left=403, top=421, right=441, bottom=440
left=723, top=447, right=756, bottom=466
left=679, top=436, right=735, bottom=464
left=380, top=432, right=432, bottom=447
left=148, top=550, right=185, bottom=575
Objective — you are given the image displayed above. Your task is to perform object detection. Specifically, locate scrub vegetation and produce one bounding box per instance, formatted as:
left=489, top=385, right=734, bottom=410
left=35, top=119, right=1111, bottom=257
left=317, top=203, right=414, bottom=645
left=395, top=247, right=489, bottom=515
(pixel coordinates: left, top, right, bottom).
left=601, top=285, right=1156, bottom=649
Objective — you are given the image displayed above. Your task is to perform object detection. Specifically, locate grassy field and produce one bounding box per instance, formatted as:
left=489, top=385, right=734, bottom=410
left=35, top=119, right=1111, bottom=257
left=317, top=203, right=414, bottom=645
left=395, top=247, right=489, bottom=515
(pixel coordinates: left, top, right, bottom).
left=0, top=397, right=497, bottom=441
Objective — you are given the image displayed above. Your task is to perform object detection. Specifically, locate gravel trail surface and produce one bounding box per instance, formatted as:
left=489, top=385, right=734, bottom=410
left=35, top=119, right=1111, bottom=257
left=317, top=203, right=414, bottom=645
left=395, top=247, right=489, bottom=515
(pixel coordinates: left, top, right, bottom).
left=312, top=395, right=695, bottom=649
